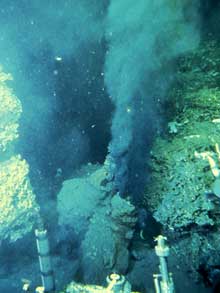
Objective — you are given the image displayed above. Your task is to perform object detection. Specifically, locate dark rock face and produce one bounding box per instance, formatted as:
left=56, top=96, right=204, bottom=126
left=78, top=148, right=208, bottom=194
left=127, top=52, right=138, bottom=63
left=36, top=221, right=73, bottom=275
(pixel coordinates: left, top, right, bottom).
left=57, top=164, right=137, bottom=283
left=145, top=40, right=220, bottom=290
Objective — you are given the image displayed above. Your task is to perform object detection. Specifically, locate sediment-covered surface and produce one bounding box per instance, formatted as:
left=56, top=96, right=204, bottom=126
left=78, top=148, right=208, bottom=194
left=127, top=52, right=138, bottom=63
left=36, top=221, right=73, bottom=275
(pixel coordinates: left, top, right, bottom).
left=146, top=39, right=220, bottom=287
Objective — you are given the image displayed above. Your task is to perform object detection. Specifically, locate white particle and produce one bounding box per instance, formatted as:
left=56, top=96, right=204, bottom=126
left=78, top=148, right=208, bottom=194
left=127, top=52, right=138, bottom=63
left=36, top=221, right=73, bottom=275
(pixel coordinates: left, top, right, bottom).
left=55, top=56, right=62, bottom=62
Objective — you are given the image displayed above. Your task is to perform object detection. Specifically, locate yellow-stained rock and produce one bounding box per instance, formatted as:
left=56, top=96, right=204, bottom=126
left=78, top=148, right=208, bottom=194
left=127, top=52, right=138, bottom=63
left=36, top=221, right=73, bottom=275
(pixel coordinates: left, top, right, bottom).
left=0, top=67, right=22, bottom=155
left=63, top=280, right=140, bottom=293
left=0, top=67, right=39, bottom=242
left=0, top=155, right=39, bottom=242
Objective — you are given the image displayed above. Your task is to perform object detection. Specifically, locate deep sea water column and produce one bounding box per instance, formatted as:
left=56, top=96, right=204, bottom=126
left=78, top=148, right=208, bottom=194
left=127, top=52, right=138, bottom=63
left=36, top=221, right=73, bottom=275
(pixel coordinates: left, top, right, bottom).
left=104, top=0, right=200, bottom=203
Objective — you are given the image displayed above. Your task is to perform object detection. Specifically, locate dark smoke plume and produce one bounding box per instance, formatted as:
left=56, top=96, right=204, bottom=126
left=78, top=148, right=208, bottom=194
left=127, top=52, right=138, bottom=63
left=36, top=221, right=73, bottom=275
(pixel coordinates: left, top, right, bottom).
left=104, top=0, right=200, bottom=203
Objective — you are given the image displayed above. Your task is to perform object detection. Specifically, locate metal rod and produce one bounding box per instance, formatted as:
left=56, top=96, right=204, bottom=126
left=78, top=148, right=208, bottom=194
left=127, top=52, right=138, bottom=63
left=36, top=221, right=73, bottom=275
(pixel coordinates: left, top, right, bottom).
left=35, top=228, right=55, bottom=293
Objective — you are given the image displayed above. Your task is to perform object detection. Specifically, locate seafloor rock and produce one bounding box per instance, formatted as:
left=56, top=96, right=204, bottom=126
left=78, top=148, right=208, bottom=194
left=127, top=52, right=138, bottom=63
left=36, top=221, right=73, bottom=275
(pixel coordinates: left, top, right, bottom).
left=81, top=194, right=136, bottom=283
left=152, top=143, right=214, bottom=229
left=57, top=165, right=107, bottom=238
left=0, top=155, right=39, bottom=242
left=0, top=67, right=22, bottom=160
left=146, top=41, right=220, bottom=230
left=57, top=164, right=137, bottom=284
left=145, top=39, right=220, bottom=281
left=0, top=67, right=39, bottom=242
left=170, top=231, right=220, bottom=281
left=64, top=280, right=139, bottom=293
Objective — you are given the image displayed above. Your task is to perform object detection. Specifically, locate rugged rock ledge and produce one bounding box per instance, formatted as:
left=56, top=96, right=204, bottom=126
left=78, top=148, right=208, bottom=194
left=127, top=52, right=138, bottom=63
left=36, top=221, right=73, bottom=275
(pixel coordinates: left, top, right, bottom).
left=145, top=40, right=220, bottom=281
left=0, top=67, right=39, bottom=242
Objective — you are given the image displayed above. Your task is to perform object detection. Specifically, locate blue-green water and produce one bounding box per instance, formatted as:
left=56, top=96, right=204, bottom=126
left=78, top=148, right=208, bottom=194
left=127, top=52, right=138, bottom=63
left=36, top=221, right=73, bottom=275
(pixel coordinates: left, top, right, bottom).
left=0, top=1, right=220, bottom=292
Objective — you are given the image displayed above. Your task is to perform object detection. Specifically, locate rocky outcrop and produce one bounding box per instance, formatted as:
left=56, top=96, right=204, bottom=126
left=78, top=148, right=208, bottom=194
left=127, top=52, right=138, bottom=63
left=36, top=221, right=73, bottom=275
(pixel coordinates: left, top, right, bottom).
left=57, top=164, right=137, bottom=283
left=0, top=68, right=21, bottom=160
left=0, top=67, right=39, bottom=242
left=145, top=40, right=220, bottom=281
left=81, top=193, right=136, bottom=283
left=146, top=41, right=220, bottom=230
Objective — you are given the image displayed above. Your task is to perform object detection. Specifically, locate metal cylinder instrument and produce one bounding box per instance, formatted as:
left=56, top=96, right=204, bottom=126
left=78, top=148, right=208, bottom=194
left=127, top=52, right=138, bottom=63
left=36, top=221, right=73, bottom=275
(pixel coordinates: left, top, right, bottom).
left=35, top=228, right=55, bottom=293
